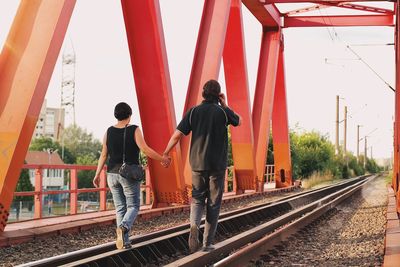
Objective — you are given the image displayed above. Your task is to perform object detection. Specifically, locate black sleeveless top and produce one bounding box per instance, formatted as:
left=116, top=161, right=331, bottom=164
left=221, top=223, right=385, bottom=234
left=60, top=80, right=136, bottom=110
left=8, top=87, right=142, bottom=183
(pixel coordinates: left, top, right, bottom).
left=106, top=125, right=140, bottom=173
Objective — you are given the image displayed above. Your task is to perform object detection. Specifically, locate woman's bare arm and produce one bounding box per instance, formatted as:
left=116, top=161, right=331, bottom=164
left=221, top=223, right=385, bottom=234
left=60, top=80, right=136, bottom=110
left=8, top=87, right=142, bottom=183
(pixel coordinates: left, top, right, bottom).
left=93, top=132, right=108, bottom=187
left=135, top=127, right=170, bottom=166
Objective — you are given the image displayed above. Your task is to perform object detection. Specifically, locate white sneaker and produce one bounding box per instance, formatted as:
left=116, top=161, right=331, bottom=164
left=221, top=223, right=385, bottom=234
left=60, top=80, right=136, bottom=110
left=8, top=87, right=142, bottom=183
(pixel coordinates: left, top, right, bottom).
left=116, top=226, right=127, bottom=249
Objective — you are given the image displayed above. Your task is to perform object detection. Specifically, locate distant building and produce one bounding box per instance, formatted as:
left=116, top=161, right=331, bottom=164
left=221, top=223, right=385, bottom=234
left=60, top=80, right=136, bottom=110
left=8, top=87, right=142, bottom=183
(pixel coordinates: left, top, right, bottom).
left=25, top=151, right=65, bottom=190
left=33, top=100, right=65, bottom=141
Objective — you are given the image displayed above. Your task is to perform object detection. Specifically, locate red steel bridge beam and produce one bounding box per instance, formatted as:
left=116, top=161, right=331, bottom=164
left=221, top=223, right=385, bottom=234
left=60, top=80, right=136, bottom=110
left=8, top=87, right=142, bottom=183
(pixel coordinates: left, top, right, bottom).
left=181, top=0, right=231, bottom=186
left=395, top=0, right=400, bottom=212
left=253, top=29, right=281, bottom=192
left=284, top=15, right=394, bottom=27
left=264, top=0, right=387, bottom=3
left=272, top=43, right=292, bottom=188
left=285, top=3, right=394, bottom=17
left=0, top=0, right=75, bottom=232
left=223, top=0, right=257, bottom=192
left=121, top=0, right=187, bottom=206
left=242, top=0, right=281, bottom=28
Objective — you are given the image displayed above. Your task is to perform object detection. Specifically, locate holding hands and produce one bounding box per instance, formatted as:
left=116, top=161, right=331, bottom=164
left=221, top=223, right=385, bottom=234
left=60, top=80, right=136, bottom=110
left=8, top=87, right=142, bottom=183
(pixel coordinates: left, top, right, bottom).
left=161, top=154, right=171, bottom=168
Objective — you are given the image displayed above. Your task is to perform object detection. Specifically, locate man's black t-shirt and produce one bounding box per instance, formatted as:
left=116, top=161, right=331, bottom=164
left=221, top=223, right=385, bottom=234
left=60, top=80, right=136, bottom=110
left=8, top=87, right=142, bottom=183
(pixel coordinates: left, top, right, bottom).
left=177, top=100, right=240, bottom=171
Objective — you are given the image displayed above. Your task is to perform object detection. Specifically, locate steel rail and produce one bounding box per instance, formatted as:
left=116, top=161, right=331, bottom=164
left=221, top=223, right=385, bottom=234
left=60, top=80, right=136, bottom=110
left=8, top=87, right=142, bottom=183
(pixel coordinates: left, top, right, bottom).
left=15, top=182, right=335, bottom=267
left=172, top=175, right=375, bottom=267
left=15, top=185, right=313, bottom=267
left=17, top=175, right=369, bottom=267
left=214, top=175, right=373, bottom=267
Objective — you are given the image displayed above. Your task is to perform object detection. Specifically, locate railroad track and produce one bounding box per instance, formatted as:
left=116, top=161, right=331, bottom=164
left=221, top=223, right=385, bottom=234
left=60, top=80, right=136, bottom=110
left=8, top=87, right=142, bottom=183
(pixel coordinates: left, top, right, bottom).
left=18, top=175, right=372, bottom=267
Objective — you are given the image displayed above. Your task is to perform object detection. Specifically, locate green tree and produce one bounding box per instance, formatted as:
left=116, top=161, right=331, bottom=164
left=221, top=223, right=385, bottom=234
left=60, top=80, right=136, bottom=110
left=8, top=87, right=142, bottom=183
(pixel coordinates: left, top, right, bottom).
left=15, top=168, right=34, bottom=202
left=14, top=167, right=34, bottom=218
left=266, top=134, right=274, bottom=165
left=77, top=154, right=97, bottom=189
left=290, top=131, right=335, bottom=178
left=63, top=125, right=102, bottom=160
left=347, top=153, right=365, bottom=177
left=227, top=130, right=233, bottom=166
left=365, top=158, right=381, bottom=174
left=289, top=131, right=300, bottom=180
left=29, top=137, right=75, bottom=164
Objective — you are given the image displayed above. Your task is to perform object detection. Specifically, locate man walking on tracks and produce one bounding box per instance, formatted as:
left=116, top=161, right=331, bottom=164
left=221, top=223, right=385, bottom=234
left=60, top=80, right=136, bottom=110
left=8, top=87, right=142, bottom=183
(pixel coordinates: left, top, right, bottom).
left=163, top=79, right=241, bottom=252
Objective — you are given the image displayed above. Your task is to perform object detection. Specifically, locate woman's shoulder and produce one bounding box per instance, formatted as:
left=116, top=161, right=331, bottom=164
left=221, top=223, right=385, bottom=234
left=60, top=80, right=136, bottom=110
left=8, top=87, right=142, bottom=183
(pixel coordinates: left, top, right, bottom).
left=129, top=125, right=139, bottom=135
left=129, top=124, right=138, bottom=130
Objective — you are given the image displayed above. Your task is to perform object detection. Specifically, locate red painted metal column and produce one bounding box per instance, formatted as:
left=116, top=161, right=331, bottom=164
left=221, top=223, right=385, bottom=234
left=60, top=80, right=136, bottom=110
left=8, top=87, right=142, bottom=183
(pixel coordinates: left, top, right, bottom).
left=181, top=0, right=231, bottom=186
left=0, top=0, right=75, bottom=231
left=393, top=121, right=398, bottom=194
left=145, top=168, right=152, bottom=206
left=34, top=168, right=43, bottom=219
left=99, top=168, right=107, bottom=211
left=252, top=29, right=281, bottom=192
left=272, top=42, right=292, bottom=188
left=121, top=0, right=187, bottom=206
left=223, top=0, right=257, bottom=192
left=70, top=169, right=78, bottom=215
left=395, top=1, right=400, bottom=213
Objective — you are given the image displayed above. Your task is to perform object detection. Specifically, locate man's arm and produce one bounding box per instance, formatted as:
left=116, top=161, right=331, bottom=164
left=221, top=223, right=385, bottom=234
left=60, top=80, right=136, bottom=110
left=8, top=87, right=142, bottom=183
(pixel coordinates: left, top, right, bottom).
left=164, top=108, right=192, bottom=156
left=163, top=130, right=184, bottom=156
left=135, top=128, right=171, bottom=167
left=237, top=114, right=242, bottom=126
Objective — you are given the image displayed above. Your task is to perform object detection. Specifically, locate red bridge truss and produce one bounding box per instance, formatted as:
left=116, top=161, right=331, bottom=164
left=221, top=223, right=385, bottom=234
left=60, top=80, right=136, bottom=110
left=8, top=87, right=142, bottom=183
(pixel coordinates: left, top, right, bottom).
left=0, top=0, right=397, bottom=232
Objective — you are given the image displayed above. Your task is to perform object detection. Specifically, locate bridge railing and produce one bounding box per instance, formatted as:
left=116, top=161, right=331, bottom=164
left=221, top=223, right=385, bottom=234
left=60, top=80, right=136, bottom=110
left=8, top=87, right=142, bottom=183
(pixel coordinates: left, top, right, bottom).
left=10, top=164, right=153, bottom=223
left=265, top=164, right=275, bottom=183
left=10, top=164, right=275, bottom=222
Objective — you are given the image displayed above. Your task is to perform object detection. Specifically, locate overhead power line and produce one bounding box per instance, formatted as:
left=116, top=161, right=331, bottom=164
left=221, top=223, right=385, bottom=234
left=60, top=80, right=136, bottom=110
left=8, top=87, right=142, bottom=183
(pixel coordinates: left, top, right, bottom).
left=350, top=43, right=394, bottom=47
left=320, top=14, right=395, bottom=93
left=345, top=45, right=395, bottom=93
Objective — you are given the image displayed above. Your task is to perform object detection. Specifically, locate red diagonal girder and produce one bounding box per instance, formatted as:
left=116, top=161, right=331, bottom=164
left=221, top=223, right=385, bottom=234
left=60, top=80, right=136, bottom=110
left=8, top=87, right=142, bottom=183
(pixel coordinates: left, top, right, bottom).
left=272, top=43, right=292, bottom=188
left=252, top=29, right=281, bottom=191
left=0, top=0, right=75, bottom=232
left=264, top=0, right=387, bottom=3
left=181, top=0, right=231, bottom=185
left=284, top=15, right=394, bottom=27
left=121, top=0, right=187, bottom=206
left=223, top=0, right=257, bottom=192
left=242, top=0, right=281, bottom=27
left=285, top=3, right=394, bottom=17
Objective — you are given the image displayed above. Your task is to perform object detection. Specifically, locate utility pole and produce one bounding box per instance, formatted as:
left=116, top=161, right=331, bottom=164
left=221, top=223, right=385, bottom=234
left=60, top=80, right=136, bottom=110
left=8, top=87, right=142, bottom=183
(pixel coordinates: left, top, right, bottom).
left=370, top=146, right=373, bottom=159
left=61, top=40, right=76, bottom=126
left=335, top=95, right=339, bottom=154
left=357, top=125, right=361, bottom=162
left=344, top=106, right=347, bottom=155
left=364, top=136, right=368, bottom=168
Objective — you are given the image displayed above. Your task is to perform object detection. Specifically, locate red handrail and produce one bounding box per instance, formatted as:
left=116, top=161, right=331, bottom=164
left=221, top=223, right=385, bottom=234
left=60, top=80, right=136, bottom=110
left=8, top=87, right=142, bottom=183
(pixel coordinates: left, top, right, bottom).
left=11, top=164, right=153, bottom=221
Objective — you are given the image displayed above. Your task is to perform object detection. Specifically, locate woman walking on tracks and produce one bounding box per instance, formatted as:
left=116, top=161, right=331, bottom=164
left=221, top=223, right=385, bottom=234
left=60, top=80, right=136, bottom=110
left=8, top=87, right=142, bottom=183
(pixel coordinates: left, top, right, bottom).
left=93, top=102, right=171, bottom=249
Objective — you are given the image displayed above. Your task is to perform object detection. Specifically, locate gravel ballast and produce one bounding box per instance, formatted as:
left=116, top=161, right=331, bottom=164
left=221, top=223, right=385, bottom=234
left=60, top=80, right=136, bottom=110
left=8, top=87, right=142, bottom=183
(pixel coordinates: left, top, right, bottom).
left=251, top=175, right=388, bottom=267
left=0, top=189, right=300, bottom=266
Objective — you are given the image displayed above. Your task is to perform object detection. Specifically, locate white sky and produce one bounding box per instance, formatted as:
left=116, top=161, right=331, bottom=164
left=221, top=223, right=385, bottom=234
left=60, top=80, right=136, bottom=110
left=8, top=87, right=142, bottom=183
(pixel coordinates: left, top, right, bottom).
left=0, top=1, right=395, bottom=159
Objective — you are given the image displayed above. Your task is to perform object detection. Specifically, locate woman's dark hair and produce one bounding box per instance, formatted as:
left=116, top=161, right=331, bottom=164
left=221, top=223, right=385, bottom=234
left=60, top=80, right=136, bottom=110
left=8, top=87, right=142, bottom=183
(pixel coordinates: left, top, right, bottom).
left=114, top=102, right=132, bottom=121
left=202, top=79, right=221, bottom=102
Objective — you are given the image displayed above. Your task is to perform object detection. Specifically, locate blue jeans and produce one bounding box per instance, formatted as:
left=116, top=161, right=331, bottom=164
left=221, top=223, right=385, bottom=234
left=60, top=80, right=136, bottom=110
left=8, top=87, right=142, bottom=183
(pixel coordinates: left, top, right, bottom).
left=190, top=170, right=225, bottom=246
left=107, top=172, right=141, bottom=245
